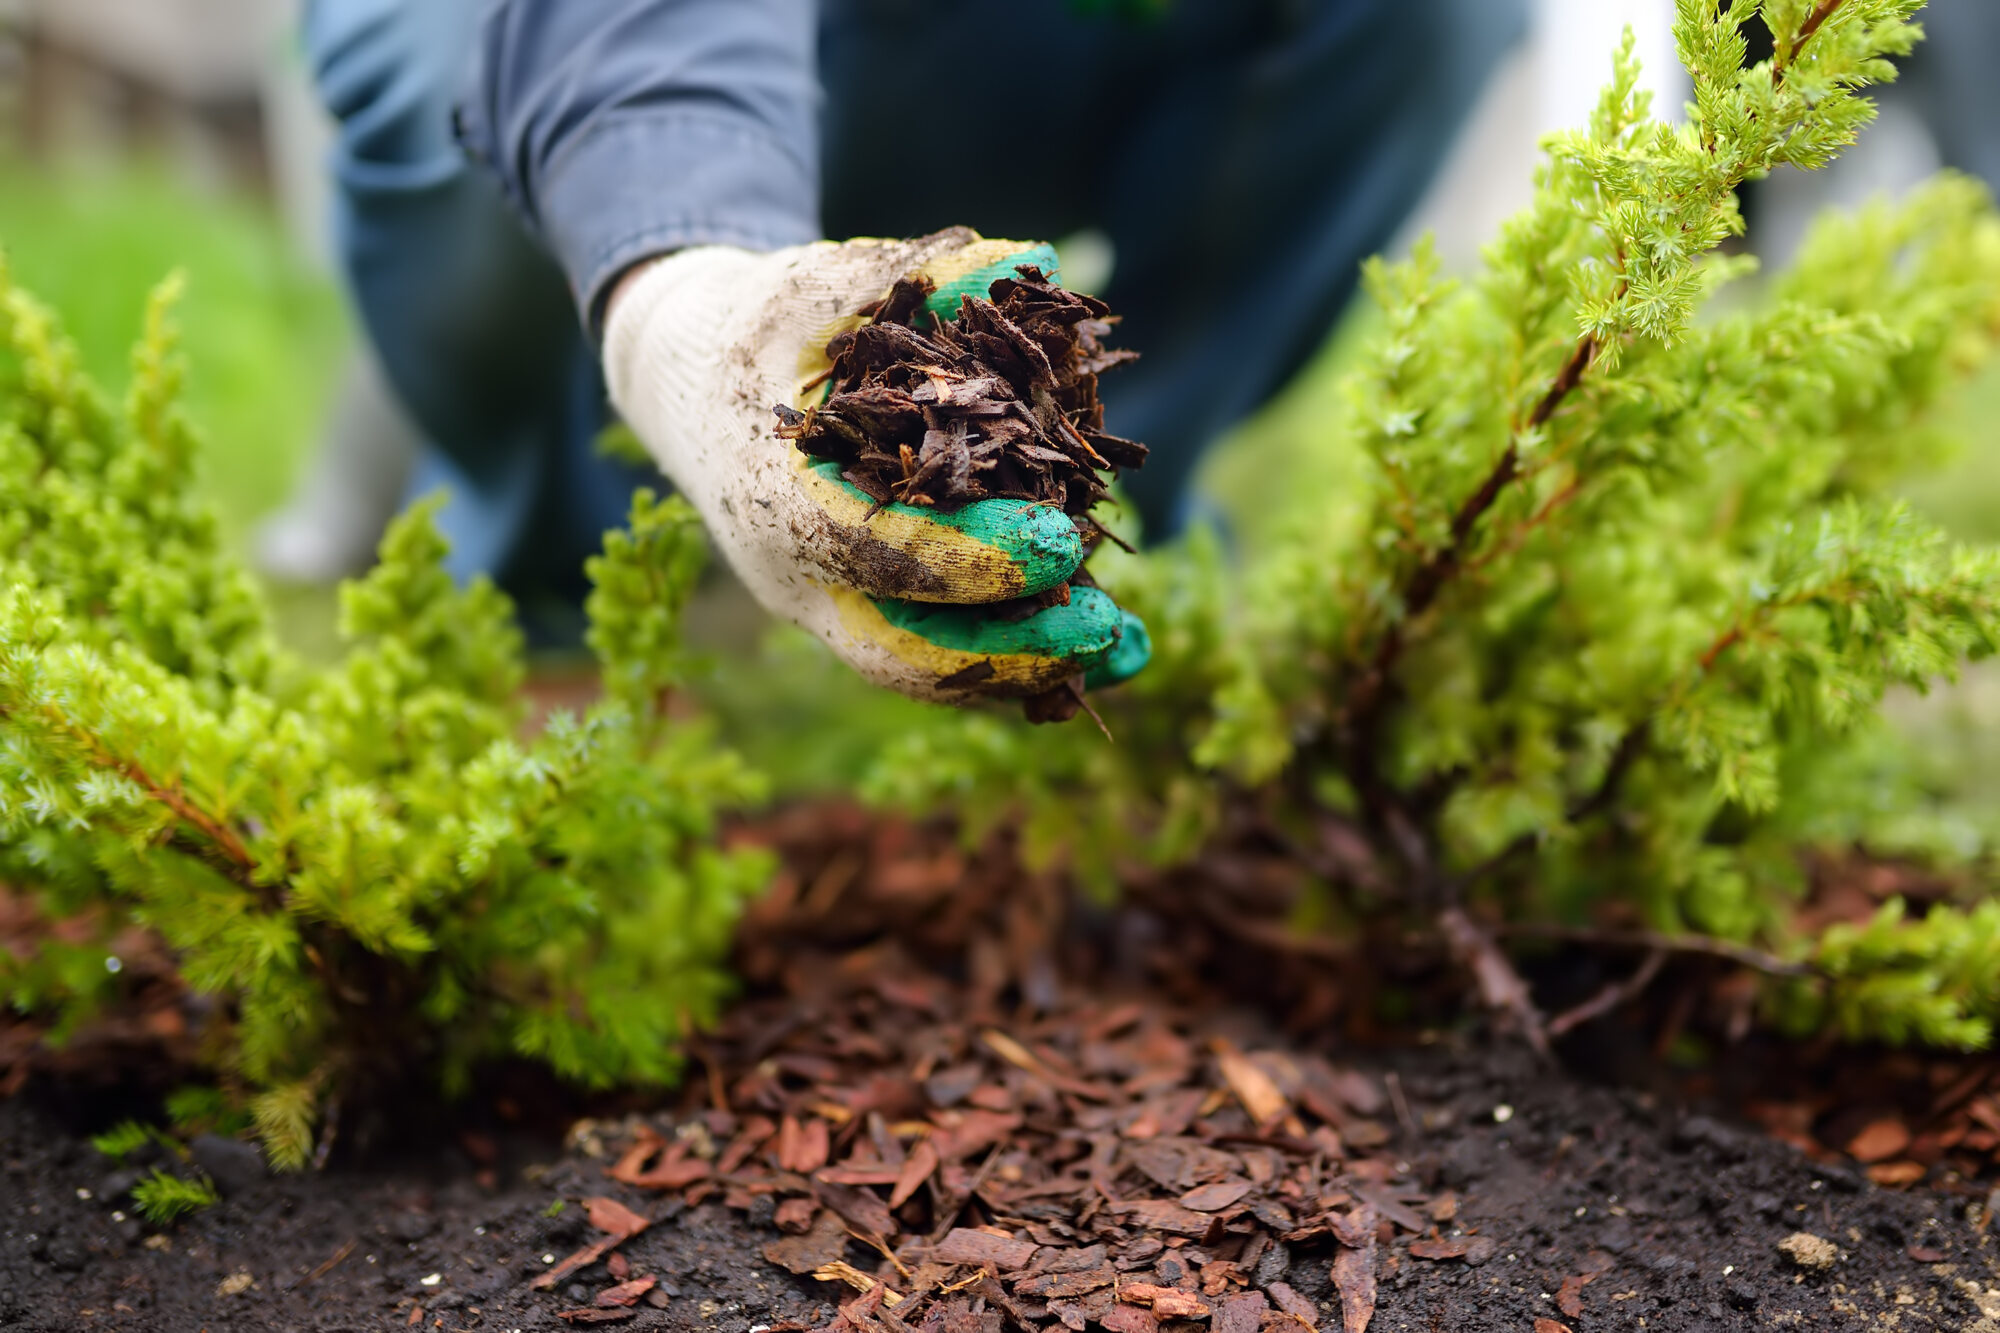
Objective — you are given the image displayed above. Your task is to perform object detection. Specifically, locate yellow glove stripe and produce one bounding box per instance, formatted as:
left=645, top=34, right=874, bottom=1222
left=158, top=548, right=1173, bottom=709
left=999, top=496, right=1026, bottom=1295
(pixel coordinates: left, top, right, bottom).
left=793, top=456, right=1031, bottom=602
left=829, top=586, right=1082, bottom=696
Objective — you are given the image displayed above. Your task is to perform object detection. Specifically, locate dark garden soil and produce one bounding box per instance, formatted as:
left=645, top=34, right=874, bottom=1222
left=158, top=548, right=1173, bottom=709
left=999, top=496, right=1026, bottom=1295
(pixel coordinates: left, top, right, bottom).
left=7, top=803, right=2000, bottom=1333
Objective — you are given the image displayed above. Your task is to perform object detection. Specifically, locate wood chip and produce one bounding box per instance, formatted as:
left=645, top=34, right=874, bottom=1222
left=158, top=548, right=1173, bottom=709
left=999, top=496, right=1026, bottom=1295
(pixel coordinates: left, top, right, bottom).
left=584, top=1197, right=650, bottom=1239
left=813, top=1261, right=905, bottom=1307
left=818, top=1179, right=896, bottom=1238
left=1180, top=1180, right=1254, bottom=1212
left=891, top=1138, right=940, bottom=1210
left=1848, top=1117, right=1912, bottom=1164
left=532, top=1200, right=652, bottom=1291
left=1215, top=1042, right=1290, bottom=1127
left=1014, top=1265, right=1118, bottom=1299
left=932, top=1227, right=1038, bottom=1272
left=763, top=1211, right=853, bottom=1274
left=596, top=1277, right=657, bottom=1309
left=1102, top=1303, right=1161, bottom=1333
left=555, top=1308, right=637, bottom=1324
left=1331, top=1243, right=1376, bottom=1333
left=1118, top=1283, right=1210, bottom=1318
left=1215, top=1290, right=1270, bottom=1333
left=1112, top=1199, right=1216, bottom=1236
left=1555, top=1271, right=1597, bottom=1318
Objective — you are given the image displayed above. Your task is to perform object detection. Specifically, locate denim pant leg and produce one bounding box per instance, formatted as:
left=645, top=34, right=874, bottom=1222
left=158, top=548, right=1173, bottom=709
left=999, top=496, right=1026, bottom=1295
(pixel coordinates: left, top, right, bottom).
left=304, top=0, right=635, bottom=609
left=823, top=0, right=1525, bottom=538
left=1094, top=0, right=1526, bottom=534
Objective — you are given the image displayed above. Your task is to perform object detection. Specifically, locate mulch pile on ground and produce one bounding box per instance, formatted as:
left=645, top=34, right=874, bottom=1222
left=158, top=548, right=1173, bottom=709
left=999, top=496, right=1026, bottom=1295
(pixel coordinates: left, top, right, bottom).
left=7, top=804, right=2000, bottom=1332
left=775, top=267, right=1145, bottom=524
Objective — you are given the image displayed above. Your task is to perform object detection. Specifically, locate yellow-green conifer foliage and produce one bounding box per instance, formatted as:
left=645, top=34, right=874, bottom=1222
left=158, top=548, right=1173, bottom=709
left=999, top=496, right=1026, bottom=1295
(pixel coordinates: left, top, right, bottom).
left=869, top=0, right=2000, bottom=1049
left=0, top=267, right=769, bottom=1167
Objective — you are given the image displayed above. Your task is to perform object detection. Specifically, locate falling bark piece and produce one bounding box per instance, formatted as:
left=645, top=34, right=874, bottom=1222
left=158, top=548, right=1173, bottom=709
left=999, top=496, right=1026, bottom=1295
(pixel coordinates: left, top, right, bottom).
left=596, top=1277, right=658, bottom=1308
left=1214, top=1041, right=1290, bottom=1127
left=1534, top=1322, right=1573, bottom=1333
left=606, top=1252, right=629, bottom=1282
left=1848, top=1118, right=1912, bottom=1164
left=1331, top=1243, right=1376, bottom=1333
left=1555, top=1271, right=1598, bottom=1318
left=932, top=1227, right=1038, bottom=1271
left=890, top=1137, right=939, bottom=1210
left=1180, top=1180, right=1255, bottom=1213
left=764, top=1210, right=854, bottom=1274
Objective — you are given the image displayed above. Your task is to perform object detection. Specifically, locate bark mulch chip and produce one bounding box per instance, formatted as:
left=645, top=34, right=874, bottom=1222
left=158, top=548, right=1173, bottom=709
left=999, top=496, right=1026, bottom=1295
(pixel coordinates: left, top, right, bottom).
left=775, top=267, right=1144, bottom=522
left=6, top=805, right=2000, bottom=1331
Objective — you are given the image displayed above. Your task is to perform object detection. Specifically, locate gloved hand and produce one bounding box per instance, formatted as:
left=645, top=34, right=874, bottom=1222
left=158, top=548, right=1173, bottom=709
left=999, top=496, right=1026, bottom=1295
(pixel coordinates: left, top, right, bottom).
left=604, top=227, right=1150, bottom=704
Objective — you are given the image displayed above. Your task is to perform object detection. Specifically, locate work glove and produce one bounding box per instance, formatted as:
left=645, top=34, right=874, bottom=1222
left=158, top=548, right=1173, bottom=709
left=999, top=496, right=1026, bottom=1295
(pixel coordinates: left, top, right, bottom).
left=604, top=227, right=1150, bottom=705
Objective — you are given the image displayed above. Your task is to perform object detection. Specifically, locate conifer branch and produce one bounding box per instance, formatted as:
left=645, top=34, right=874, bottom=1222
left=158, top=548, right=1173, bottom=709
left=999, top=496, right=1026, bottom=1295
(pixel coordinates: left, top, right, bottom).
left=1778, top=0, right=1847, bottom=76
left=4, top=698, right=255, bottom=874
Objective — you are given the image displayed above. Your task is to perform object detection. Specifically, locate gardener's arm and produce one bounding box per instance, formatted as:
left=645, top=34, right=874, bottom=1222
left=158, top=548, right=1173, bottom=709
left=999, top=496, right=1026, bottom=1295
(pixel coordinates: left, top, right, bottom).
left=458, top=0, right=821, bottom=334
left=459, top=1, right=1148, bottom=705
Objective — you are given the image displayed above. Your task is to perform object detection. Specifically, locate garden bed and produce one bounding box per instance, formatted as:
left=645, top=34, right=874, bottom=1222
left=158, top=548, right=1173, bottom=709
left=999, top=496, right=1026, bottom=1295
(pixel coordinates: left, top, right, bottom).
left=5, top=803, right=1999, bottom=1333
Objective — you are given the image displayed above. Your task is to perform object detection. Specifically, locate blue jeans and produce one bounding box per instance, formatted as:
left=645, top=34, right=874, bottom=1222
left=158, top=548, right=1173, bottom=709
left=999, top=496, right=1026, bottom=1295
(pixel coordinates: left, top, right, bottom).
left=305, top=0, right=1526, bottom=605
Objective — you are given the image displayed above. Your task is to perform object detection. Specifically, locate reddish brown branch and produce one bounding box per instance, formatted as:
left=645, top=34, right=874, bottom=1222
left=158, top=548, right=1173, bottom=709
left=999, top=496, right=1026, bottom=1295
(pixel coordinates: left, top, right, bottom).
left=9, top=700, right=256, bottom=873
left=1344, top=335, right=1600, bottom=736
left=1547, top=948, right=1667, bottom=1038
left=1796, top=0, right=1843, bottom=46
left=1441, top=905, right=1550, bottom=1057
left=1498, top=922, right=1812, bottom=978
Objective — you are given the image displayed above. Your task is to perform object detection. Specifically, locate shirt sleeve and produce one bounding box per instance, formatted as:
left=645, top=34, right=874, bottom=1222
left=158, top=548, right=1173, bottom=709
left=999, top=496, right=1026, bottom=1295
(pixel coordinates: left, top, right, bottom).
left=457, top=0, right=823, bottom=335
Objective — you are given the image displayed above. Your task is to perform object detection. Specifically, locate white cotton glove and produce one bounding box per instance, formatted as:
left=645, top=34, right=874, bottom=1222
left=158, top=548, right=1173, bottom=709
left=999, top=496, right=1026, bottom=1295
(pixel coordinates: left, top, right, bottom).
left=603, top=227, right=1148, bottom=703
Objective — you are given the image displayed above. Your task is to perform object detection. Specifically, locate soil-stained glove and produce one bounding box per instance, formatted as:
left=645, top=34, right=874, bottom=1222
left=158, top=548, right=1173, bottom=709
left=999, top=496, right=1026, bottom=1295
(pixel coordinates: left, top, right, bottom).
left=604, top=228, right=1150, bottom=703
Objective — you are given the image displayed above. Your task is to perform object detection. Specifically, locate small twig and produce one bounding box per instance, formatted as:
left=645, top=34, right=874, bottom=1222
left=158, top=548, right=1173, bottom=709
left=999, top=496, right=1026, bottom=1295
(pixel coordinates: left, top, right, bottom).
left=1547, top=948, right=1668, bottom=1038
left=1071, top=682, right=1115, bottom=743
left=1384, top=1071, right=1421, bottom=1142
left=1498, top=922, right=1812, bottom=977
left=1440, top=905, right=1549, bottom=1058
left=292, top=1237, right=356, bottom=1290
left=1776, top=0, right=1845, bottom=77
left=312, top=1097, right=340, bottom=1171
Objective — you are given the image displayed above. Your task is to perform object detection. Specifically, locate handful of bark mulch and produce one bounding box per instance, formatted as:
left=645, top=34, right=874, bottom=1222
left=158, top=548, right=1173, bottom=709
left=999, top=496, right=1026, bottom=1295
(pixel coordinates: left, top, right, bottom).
left=775, top=266, right=1146, bottom=524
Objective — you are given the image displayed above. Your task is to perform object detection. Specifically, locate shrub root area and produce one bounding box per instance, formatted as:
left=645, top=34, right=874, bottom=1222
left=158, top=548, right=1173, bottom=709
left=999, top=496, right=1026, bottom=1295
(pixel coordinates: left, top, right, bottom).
left=4, top=805, right=2000, bottom=1332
